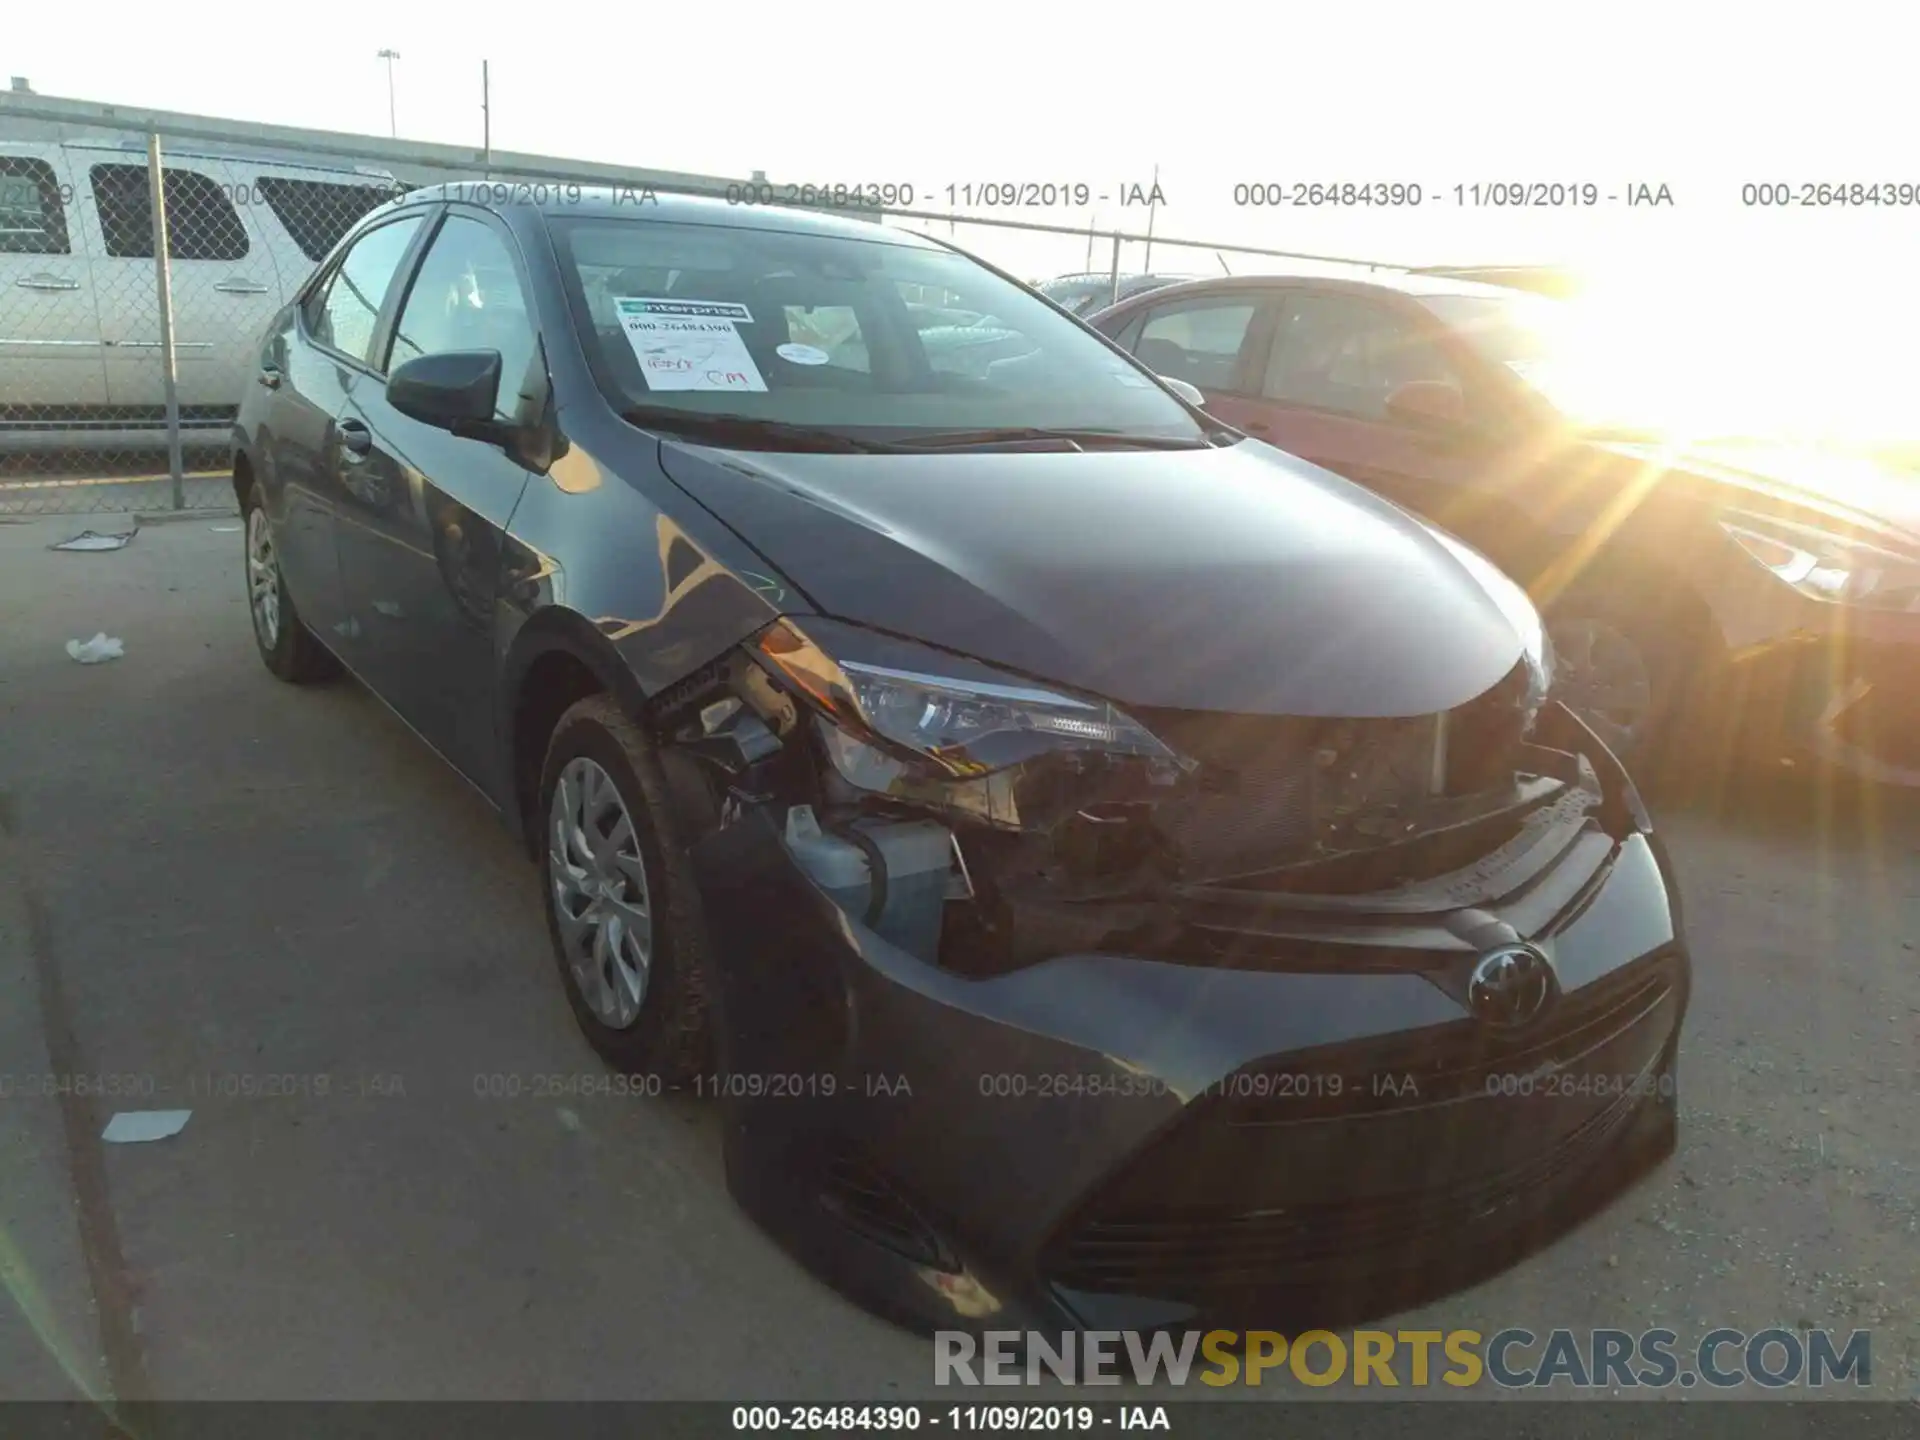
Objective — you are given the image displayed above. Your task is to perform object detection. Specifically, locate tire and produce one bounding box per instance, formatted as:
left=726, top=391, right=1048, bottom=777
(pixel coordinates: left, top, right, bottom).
left=537, top=694, right=711, bottom=1082
left=243, top=481, right=340, bottom=684
left=1542, top=572, right=1707, bottom=768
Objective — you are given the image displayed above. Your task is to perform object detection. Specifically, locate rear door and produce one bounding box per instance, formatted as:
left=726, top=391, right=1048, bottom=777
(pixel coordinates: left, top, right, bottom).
left=267, top=209, right=432, bottom=648
left=0, top=147, right=108, bottom=420
left=333, top=206, right=539, bottom=792
left=74, top=149, right=281, bottom=413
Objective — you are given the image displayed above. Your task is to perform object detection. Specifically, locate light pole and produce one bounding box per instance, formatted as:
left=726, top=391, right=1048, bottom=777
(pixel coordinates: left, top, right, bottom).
left=1143, top=162, right=1159, bottom=272
left=377, top=48, right=401, bottom=137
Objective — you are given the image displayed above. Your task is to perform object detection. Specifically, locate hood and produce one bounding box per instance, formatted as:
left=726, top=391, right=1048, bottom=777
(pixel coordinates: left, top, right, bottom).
left=1598, top=440, right=1920, bottom=542
left=656, top=437, right=1533, bottom=719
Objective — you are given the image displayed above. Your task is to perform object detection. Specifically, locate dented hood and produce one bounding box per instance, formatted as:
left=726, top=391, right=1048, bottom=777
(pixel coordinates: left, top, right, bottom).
left=658, top=437, right=1534, bottom=718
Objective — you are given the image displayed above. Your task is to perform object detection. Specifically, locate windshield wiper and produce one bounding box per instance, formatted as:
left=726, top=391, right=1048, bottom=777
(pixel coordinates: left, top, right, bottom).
left=621, top=407, right=898, bottom=454
left=886, top=427, right=1210, bottom=453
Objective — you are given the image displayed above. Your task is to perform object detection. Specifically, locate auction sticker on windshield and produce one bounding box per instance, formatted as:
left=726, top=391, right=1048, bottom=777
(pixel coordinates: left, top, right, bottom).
left=615, top=296, right=767, bottom=392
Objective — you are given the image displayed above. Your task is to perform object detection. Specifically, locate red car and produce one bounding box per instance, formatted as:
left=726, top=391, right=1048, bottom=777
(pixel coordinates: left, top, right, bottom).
left=1090, top=272, right=1920, bottom=786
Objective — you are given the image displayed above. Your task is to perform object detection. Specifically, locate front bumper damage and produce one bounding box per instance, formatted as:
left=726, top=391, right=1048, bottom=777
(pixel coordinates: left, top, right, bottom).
left=676, top=650, right=1690, bottom=1334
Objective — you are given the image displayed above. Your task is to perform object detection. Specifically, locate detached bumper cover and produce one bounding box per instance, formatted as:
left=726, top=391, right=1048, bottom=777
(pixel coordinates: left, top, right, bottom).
left=690, top=709, right=1689, bottom=1333
left=1712, top=581, right=1920, bottom=785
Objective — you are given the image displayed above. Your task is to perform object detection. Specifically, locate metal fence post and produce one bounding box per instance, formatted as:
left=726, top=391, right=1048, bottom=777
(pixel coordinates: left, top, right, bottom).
left=1108, top=231, right=1122, bottom=308
left=146, top=132, right=185, bottom=511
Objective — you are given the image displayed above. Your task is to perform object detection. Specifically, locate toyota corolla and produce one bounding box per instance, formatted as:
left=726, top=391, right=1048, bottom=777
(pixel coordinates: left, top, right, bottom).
left=233, top=186, right=1690, bottom=1334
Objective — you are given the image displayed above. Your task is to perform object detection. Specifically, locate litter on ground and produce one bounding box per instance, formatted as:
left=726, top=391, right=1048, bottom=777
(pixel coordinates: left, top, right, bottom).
left=65, top=633, right=125, bottom=664
left=102, top=1110, right=192, bottom=1144
left=51, top=528, right=137, bottom=552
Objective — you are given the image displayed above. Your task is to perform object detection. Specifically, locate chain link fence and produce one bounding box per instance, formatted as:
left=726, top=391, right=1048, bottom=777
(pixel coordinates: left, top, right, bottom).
left=2, top=122, right=404, bottom=517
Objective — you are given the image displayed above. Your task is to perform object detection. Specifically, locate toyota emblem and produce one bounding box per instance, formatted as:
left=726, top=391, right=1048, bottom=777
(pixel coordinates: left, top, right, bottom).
left=1467, top=944, right=1554, bottom=1028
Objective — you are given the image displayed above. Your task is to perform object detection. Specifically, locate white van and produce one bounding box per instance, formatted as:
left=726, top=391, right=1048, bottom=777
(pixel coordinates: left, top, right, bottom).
left=1, top=138, right=400, bottom=452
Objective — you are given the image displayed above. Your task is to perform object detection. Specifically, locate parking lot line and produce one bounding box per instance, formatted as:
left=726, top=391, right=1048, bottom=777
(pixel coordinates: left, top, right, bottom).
left=0, top=472, right=227, bottom=491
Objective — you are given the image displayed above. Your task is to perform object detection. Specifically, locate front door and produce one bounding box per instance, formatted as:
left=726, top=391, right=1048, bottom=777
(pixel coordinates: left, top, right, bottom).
left=333, top=208, right=539, bottom=795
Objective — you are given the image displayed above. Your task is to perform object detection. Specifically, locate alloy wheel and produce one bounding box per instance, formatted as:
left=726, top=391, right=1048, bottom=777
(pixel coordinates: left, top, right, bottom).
left=1547, top=614, right=1656, bottom=756
left=548, top=756, right=655, bottom=1029
left=246, top=508, right=282, bottom=650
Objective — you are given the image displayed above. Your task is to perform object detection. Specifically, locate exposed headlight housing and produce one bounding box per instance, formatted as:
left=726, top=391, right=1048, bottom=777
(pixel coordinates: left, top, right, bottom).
left=1426, top=526, right=1554, bottom=729
left=751, top=617, right=1192, bottom=828
left=1720, top=512, right=1920, bottom=611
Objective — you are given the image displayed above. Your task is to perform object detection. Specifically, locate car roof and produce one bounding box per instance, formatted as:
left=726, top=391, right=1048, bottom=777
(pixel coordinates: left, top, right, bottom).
left=1100, top=268, right=1534, bottom=310
left=56, top=139, right=397, bottom=182
left=1046, top=272, right=1194, bottom=285
left=396, top=183, right=946, bottom=249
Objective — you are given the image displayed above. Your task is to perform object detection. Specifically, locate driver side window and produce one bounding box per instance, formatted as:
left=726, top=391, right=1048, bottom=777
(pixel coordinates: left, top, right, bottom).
left=386, top=215, right=540, bottom=422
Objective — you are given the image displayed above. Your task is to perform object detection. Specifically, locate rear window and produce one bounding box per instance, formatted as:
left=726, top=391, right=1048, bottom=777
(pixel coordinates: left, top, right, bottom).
left=551, top=217, right=1201, bottom=442
left=89, top=163, right=249, bottom=260
left=255, top=176, right=402, bottom=262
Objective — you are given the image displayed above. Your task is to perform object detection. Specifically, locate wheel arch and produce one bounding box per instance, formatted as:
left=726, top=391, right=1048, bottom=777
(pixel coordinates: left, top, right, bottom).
left=232, top=448, right=254, bottom=510
left=499, top=610, right=652, bottom=861
left=1444, top=490, right=1725, bottom=660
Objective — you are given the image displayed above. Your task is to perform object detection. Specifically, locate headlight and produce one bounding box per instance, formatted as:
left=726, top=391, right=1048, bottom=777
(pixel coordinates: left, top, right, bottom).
left=751, top=617, right=1191, bottom=826
left=1720, top=513, right=1920, bottom=611
left=1525, top=625, right=1555, bottom=723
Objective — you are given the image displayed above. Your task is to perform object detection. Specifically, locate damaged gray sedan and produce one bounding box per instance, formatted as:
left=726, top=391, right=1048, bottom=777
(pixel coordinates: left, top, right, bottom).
left=232, top=185, right=1690, bottom=1335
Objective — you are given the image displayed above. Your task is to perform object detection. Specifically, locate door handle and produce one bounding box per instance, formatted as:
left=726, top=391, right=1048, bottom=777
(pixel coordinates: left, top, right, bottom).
left=214, top=279, right=270, bottom=295
left=337, top=420, right=372, bottom=458
left=15, top=275, right=81, bottom=291
left=257, top=365, right=281, bottom=390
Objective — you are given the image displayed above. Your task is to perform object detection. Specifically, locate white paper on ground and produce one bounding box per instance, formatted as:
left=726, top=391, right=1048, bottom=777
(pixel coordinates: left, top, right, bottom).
left=51, top=529, right=137, bottom=552
left=102, top=1110, right=192, bottom=1143
left=65, top=633, right=125, bottom=664
left=210, top=524, right=241, bottom=533
left=614, top=296, right=767, bottom=393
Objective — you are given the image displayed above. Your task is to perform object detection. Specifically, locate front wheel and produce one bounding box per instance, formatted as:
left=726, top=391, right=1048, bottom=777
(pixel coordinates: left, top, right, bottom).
left=537, top=695, right=711, bottom=1082
left=1543, top=575, right=1709, bottom=766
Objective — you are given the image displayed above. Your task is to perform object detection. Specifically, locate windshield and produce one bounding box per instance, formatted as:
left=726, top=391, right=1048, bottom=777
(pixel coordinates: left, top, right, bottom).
left=550, top=219, right=1205, bottom=444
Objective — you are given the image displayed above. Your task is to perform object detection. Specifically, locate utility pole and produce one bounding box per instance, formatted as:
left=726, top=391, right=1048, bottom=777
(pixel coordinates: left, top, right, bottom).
left=482, top=60, right=491, bottom=173
left=377, top=48, right=401, bottom=138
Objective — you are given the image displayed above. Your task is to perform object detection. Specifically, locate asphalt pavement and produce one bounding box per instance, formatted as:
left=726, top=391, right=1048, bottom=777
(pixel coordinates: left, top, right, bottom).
left=1, top=513, right=1916, bottom=1404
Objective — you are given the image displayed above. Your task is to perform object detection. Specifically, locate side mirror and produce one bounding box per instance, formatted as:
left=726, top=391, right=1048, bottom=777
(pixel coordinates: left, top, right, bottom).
left=1385, top=379, right=1467, bottom=430
left=387, top=350, right=503, bottom=434
left=1159, top=376, right=1206, bottom=407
